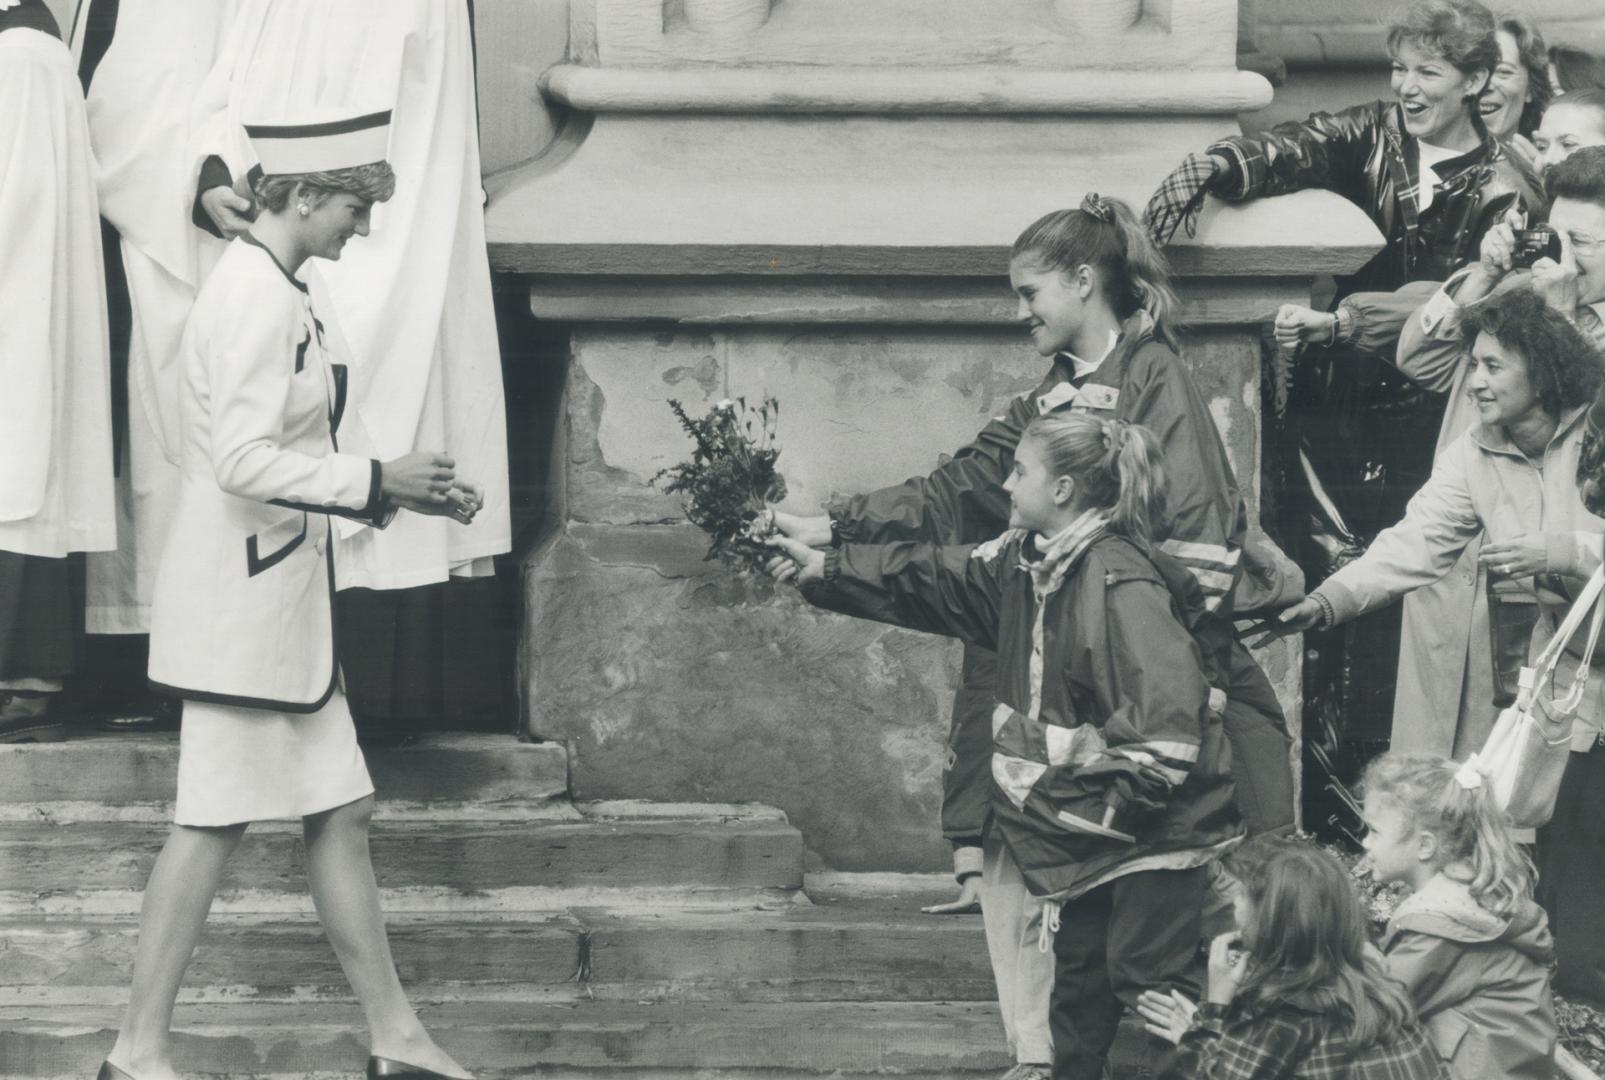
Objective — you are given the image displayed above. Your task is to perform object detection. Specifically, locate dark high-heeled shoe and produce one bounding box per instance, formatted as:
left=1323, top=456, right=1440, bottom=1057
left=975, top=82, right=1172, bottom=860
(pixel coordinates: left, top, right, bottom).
left=366, top=1056, right=464, bottom=1080
left=96, top=1062, right=137, bottom=1080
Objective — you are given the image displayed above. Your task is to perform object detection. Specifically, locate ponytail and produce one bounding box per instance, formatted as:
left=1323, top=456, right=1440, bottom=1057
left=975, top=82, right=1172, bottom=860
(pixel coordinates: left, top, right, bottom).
left=1360, top=752, right=1535, bottom=918
left=1011, top=194, right=1182, bottom=350
left=1020, top=414, right=1168, bottom=546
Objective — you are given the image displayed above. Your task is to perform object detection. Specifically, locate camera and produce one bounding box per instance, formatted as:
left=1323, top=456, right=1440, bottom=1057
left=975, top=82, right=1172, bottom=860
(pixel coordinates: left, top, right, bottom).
left=1512, top=227, right=1563, bottom=269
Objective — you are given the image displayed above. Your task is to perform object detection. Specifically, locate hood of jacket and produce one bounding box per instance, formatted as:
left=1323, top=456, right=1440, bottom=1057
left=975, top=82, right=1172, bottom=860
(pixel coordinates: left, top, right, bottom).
left=1384, top=873, right=1554, bottom=965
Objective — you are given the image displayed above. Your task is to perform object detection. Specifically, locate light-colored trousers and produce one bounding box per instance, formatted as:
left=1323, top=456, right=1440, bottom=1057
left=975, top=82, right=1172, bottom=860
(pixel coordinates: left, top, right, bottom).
left=979, top=835, right=1054, bottom=1065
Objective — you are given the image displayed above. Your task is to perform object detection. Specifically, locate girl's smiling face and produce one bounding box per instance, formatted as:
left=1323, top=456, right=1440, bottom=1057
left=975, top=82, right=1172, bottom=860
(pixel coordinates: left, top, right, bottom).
left=1003, top=436, right=1070, bottom=534
left=1010, top=255, right=1089, bottom=358
left=1391, top=41, right=1488, bottom=142
left=1533, top=101, right=1605, bottom=170
left=1478, top=29, right=1533, bottom=139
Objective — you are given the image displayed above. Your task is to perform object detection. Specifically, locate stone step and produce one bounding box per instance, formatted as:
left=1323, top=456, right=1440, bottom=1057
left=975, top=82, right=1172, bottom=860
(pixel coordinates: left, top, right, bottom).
left=0, top=804, right=803, bottom=914
left=0, top=734, right=568, bottom=809
left=0, top=1001, right=1037, bottom=1078
left=0, top=896, right=992, bottom=1005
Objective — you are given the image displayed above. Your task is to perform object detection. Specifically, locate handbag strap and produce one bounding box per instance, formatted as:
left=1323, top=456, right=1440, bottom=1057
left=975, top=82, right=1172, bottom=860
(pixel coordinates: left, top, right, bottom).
left=1529, top=564, right=1605, bottom=685
left=1559, top=570, right=1605, bottom=711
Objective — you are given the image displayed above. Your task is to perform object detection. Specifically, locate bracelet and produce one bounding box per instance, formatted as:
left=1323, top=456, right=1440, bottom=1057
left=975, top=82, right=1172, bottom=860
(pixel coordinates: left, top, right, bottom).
left=1310, top=591, right=1337, bottom=630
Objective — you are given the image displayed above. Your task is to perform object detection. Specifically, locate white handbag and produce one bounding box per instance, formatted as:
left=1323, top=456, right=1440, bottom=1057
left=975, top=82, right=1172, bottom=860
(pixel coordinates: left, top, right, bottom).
left=1467, top=565, right=1604, bottom=829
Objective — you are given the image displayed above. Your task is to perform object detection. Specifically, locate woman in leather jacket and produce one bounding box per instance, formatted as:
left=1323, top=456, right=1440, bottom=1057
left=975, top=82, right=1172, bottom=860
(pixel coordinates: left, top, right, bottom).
left=1147, top=1, right=1541, bottom=812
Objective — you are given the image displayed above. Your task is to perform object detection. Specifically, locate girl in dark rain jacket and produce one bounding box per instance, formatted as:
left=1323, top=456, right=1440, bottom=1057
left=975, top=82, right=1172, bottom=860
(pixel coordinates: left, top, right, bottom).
left=770, top=413, right=1241, bottom=1079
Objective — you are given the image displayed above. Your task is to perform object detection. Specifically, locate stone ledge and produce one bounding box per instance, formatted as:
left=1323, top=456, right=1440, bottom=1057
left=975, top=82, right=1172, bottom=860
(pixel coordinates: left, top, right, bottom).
left=542, top=64, right=1275, bottom=115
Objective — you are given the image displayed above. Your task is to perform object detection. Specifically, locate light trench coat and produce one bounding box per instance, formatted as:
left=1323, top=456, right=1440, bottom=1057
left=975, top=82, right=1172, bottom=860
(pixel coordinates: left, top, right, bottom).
left=1315, top=406, right=1605, bottom=743
left=148, top=237, right=388, bottom=711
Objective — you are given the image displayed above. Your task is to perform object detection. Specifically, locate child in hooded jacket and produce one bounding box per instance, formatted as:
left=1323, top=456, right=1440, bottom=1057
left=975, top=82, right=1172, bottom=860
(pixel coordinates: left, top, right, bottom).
left=1359, top=752, right=1557, bottom=1079
left=769, top=413, right=1242, bottom=1079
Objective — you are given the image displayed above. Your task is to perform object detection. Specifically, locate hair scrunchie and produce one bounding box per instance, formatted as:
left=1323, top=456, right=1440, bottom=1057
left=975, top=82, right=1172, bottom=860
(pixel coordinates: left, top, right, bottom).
left=1080, top=192, right=1115, bottom=225
left=1101, top=418, right=1126, bottom=453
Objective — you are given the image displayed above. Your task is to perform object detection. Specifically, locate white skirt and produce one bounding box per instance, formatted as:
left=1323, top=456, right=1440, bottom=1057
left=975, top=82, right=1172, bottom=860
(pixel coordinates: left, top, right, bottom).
left=174, top=686, right=374, bottom=826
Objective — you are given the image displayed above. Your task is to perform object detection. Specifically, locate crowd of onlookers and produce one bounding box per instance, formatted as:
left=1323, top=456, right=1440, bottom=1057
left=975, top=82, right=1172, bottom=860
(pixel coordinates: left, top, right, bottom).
left=763, top=2, right=1605, bottom=1077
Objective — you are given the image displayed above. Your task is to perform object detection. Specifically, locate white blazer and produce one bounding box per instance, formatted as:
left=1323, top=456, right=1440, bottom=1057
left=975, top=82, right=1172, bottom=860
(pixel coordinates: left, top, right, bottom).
left=149, top=235, right=389, bottom=710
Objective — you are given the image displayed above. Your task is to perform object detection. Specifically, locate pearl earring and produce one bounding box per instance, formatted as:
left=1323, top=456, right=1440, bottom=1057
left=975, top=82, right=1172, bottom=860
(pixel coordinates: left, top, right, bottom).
left=298, top=203, right=310, bottom=217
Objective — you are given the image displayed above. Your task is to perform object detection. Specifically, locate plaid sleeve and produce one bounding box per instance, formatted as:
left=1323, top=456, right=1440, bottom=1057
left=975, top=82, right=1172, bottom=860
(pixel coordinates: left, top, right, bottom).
left=1163, top=1004, right=1320, bottom=1080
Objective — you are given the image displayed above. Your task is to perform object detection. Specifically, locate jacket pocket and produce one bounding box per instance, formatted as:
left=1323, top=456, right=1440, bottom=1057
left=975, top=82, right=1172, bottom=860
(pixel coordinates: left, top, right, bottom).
left=246, top=512, right=307, bottom=577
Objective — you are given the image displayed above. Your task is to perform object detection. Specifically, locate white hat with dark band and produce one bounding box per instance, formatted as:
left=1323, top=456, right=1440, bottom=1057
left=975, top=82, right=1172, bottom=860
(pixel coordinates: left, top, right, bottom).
left=244, top=107, right=392, bottom=176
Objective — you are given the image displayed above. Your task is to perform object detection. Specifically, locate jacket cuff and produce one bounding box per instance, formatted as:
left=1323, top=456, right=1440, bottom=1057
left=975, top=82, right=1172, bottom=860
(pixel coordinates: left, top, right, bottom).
left=192, top=155, right=234, bottom=237
left=1311, top=582, right=1354, bottom=627
left=1332, top=302, right=1359, bottom=347
left=1205, top=140, right=1253, bottom=201
left=1545, top=531, right=1592, bottom=577
left=1194, top=1002, right=1230, bottom=1030
left=953, top=845, right=984, bottom=883
left=824, top=495, right=858, bottom=546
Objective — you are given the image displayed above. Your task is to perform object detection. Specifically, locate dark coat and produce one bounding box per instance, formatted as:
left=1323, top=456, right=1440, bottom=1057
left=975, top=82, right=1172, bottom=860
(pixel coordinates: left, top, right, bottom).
left=1209, top=100, right=1539, bottom=296
left=804, top=525, right=1243, bottom=902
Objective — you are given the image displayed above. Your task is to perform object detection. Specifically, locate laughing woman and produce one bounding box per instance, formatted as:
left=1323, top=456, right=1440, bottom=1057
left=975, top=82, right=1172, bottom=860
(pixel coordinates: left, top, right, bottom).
left=100, top=110, right=476, bottom=1080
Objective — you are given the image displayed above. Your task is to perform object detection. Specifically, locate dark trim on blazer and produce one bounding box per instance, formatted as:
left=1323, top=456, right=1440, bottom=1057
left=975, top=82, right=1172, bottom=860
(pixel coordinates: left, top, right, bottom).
left=245, top=514, right=307, bottom=577
left=331, top=363, right=349, bottom=435
left=149, top=543, right=340, bottom=714
left=295, top=330, right=310, bottom=373
left=239, top=231, right=308, bottom=293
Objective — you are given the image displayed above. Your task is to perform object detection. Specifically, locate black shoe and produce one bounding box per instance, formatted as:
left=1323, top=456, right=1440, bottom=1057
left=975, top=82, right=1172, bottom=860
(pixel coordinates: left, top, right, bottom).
left=96, top=1061, right=137, bottom=1080
left=366, top=1056, right=464, bottom=1080
left=99, top=697, right=181, bottom=734
left=0, top=692, right=65, bottom=743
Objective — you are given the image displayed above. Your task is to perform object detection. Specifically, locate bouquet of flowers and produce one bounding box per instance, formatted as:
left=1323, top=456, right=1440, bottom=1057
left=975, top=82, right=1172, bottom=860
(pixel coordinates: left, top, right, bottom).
left=653, top=396, right=786, bottom=574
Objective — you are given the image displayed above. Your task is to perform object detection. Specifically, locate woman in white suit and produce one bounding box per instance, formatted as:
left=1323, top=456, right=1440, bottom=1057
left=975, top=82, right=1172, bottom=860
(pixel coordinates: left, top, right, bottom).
left=99, top=109, right=474, bottom=1080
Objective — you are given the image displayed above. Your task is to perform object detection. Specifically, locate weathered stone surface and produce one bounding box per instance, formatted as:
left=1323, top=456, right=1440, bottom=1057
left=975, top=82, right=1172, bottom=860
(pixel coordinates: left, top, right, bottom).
left=0, top=895, right=991, bottom=1005
left=1, top=1000, right=1165, bottom=1078
left=0, top=735, right=568, bottom=808
left=528, top=522, right=957, bottom=872
left=568, top=325, right=1043, bottom=526
left=0, top=814, right=803, bottom=899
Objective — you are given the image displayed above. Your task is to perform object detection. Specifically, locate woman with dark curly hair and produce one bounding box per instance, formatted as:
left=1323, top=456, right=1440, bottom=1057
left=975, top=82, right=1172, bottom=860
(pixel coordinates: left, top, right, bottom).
left=1275, top=286, right=1605, bottom=671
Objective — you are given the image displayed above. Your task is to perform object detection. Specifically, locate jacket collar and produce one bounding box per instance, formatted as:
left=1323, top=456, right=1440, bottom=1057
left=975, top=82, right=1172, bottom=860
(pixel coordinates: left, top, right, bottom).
left=1469, top=404, right=1587, bottom=458
left=1383, top=872, right=1506, bottom=946
left=1019, top=510, right=1110, bottom=596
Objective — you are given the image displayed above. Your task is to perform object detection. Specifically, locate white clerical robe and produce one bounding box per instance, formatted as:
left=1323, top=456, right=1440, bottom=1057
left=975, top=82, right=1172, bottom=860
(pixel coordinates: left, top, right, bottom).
left=0, top=27, right=115, bottom=559
left=70, top=0, right=239, bottom=632
left=190, top=0, right=511, bottom=590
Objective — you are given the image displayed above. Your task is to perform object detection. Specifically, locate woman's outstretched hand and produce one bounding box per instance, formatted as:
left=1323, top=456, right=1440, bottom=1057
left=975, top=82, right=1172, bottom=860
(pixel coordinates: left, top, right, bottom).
left=1136, top=987, right=1198, bottom=1045
left=769, top=509, right=833, bottom=548
left=1273, top=304, right=1337, bottom=350
left=765, top=535, right=827, bottom=585
left=1243, top=596, right=1326, bottom=647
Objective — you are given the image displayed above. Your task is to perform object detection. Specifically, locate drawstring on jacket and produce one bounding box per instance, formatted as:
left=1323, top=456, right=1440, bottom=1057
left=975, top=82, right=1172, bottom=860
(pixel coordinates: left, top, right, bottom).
left=1038, top=901, right=1061, bottom=953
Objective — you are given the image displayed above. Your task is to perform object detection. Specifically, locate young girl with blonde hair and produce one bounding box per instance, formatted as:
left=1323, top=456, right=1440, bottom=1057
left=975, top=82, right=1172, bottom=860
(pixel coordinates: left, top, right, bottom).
left=770, top=412, right=1242, bottom=1078
left=1359, top=753, right=1557, bottom=1078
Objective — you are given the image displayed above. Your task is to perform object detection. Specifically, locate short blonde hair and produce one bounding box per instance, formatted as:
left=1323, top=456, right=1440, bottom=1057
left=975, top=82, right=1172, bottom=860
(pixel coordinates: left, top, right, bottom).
left=253, top=161, right=396, bottom=214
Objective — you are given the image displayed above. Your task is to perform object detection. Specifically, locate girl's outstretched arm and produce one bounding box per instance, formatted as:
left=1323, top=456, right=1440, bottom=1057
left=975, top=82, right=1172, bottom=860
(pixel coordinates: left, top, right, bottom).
left=771, top=535, right=1010, bottom=652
